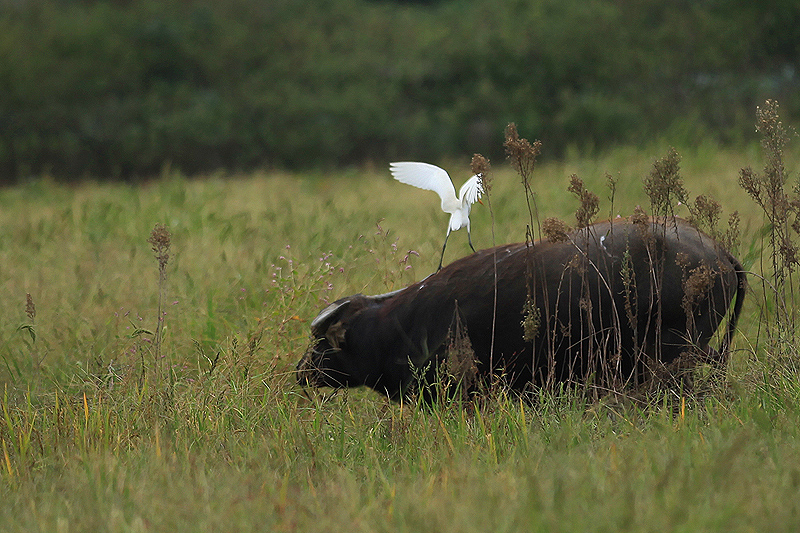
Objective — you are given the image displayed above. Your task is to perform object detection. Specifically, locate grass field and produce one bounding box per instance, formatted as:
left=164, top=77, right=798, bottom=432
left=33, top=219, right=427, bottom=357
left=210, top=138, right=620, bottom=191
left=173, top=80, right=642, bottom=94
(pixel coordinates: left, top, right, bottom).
left=1, top=138, right=800, bottom=532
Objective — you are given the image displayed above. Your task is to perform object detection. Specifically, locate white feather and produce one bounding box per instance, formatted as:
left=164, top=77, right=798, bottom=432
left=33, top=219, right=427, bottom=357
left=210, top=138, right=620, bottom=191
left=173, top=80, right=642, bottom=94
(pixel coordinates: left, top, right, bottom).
left=389, top=161, right=483, bottom=231
left=389, top=161, right=484, bottom=269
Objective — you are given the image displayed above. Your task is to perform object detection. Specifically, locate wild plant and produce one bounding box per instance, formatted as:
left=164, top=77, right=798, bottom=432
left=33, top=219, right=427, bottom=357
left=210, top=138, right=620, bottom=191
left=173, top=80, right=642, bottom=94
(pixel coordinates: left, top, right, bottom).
left=738, top=99, right=800, bottom=397
left=147, top=224, right=171, bottom=384
left=567, top=175, right=599, bottom=229
left=16, top=293, right=39, bottom=372
left=506, top=126, right=624, bottom=394
left=440, top=301, right=479, bottom=403
left=739, top=99, right=799, bottom=340
left=505, top=134, right=741, bottom=398
left=606, top=172, right=618, bottom=219
left=638, top=149, right=688, bottom=379
left=504, top=124, right=548, bottom=386
left=471, top=153, right=498, bottom=371
left=643, top=147, right=688, bottom=225
left=342, top=220, right=420, bottom=292
left=638, top=150, right=705, bottom=391
left=504, top=122, right=542, bottom=244
left=266, top=246, right=339, bottom=375
left=687, top=194, right=741, bottom=255
left=565, top=175, right=615, bottom=392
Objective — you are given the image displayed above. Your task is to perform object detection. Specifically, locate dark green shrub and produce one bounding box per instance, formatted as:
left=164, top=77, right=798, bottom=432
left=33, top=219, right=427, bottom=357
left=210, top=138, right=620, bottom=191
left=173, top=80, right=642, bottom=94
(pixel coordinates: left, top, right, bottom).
left=0, top=0, right=797, bottom=181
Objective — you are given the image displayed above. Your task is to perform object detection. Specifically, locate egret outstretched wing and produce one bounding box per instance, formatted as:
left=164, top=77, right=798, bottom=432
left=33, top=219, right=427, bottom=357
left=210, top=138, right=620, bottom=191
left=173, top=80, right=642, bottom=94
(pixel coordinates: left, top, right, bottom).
left=459, top=175, right=483, bottom=207
left=389, top=162, right=458, bottom=211
left=390, top=160, right=483, bottom=270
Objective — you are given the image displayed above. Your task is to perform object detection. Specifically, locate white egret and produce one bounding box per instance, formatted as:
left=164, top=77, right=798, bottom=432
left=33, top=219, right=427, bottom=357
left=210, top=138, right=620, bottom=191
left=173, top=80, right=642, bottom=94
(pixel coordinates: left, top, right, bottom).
left=389, top=161, right=484, bottom=270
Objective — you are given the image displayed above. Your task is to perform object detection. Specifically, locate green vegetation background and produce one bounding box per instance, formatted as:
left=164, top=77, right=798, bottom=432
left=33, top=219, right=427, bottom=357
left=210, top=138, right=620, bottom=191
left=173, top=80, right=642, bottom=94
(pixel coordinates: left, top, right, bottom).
left=1, top=0, right=799, bottom=180
left=1, top=138, right=800, bottom=530
left=2, top=0, right=800, bottom=529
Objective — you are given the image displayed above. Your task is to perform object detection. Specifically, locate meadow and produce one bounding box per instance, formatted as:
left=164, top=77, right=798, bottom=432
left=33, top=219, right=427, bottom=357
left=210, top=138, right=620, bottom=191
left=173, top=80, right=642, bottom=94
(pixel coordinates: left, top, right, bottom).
left=1, top=133, right=800, bottom=531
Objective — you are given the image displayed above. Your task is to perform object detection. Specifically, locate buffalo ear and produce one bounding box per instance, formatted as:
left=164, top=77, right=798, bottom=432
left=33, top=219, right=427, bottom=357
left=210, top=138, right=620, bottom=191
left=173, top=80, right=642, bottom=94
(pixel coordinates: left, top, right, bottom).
left=311, top=297, right=358, bottom=351
left=326, top=320, right=347, bottom=350
left=311, top=298, right=352, bottom=338
left=311, top=289, right=401, bottom=338
left=310, top=289, right=403, bottom=348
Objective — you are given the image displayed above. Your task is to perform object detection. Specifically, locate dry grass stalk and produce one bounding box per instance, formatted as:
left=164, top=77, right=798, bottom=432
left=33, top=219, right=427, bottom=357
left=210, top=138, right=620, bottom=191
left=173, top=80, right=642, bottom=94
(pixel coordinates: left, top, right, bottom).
left=25, top=293, right=35, bottom=323
left=606, top=172, right=618, bottom=218
left=505, top=124, right=547, bottom=384
left=542, top=217, right=571, bottom=243
left=631, top=205, right=649, bottom=226
left=520, top=296, right=541, bottom=343
left=21, top=292, right=39, bottom=368
left=644, top=147, right=688, bottom=223
left=471, top=153, right=498, bottom=373
left=568, top=174, right=600, bottom=228
left=445, top=303, right=479, bottom=400
left=621, top=247, right=638, bottom=335
left=148, top=224, right=172, bottom=382
left=504, top=123, right=542, bottom=244
left=738, top=99, right=799, bottom=333
left=688, top=194, right=741, bottom=255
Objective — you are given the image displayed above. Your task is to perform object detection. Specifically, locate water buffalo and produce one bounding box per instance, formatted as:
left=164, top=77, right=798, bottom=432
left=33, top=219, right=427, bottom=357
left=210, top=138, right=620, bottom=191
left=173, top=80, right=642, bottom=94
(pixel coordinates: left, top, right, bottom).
left=297, top=217, right=746, bottom=399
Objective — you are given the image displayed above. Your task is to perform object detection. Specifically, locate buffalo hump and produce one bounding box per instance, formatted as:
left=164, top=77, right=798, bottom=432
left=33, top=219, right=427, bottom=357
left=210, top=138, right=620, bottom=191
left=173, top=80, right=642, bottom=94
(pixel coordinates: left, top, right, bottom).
left=297, top=217, right=746, bottom=399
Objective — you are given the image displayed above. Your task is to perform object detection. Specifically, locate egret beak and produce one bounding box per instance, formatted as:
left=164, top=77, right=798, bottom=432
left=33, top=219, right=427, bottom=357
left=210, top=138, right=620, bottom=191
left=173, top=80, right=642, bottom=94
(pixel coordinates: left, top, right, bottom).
left=477, top=198, right=484, bottom=206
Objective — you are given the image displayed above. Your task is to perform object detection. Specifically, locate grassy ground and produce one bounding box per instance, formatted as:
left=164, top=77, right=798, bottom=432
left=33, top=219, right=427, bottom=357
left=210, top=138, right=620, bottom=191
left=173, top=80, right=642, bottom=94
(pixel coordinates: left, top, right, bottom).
left=1, top=141, right=800, bottom=531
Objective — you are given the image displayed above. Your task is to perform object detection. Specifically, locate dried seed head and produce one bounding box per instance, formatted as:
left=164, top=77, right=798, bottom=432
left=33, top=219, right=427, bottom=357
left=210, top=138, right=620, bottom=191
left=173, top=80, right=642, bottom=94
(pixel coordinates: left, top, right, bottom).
left=723, top=211, right=741, bottom=252
left=631, top=205, right=649, bottom=226
left=25, top=293, right=35, bottom=322
left=757, top=99, right=789, bottom=164
left=504, top=123, right=542, bottom=179
left=148, top=224, right=171, bottom=269
left=644, top=147, right=688, bottom=217
left=542, top=217, right=571, bottom=243
left=606, top=172, right=618, bottom=197
left=521, top=296, right=541, bottom=342
left=568, top=174, right=600, bottom=228
left=675, top=252, right=691, bottom=270
left=779, top=236, right=799, bottom=270
left=683, top=262, right=715, bottom=309
left=471, top=153, right=492, bottom=195
left=446, top=304, right=479, bottom=398
left=690, top=194, right=722, bottom=231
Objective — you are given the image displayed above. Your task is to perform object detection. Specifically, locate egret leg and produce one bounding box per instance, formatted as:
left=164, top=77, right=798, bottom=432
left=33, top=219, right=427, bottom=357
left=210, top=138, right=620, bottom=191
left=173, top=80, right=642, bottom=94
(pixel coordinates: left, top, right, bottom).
left=437, top=231, right=451, bottom=271
left=467, top=229, right=476, bottom=253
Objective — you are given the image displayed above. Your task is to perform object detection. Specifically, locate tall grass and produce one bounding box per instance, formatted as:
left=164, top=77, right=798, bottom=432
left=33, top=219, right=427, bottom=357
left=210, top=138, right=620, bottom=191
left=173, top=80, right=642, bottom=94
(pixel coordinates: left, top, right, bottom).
left=0, top=130, right=799, bottom=530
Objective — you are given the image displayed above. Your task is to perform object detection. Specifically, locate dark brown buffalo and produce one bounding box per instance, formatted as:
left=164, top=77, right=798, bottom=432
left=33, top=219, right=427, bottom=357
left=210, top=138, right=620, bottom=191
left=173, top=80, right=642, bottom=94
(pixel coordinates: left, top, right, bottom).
left=297, top=217, right=746, bottom=399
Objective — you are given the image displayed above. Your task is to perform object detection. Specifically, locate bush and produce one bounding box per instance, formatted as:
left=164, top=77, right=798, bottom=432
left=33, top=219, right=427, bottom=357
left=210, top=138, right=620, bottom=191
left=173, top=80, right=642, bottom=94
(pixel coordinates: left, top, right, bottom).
left=0, top=0, right=797, bottom=182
